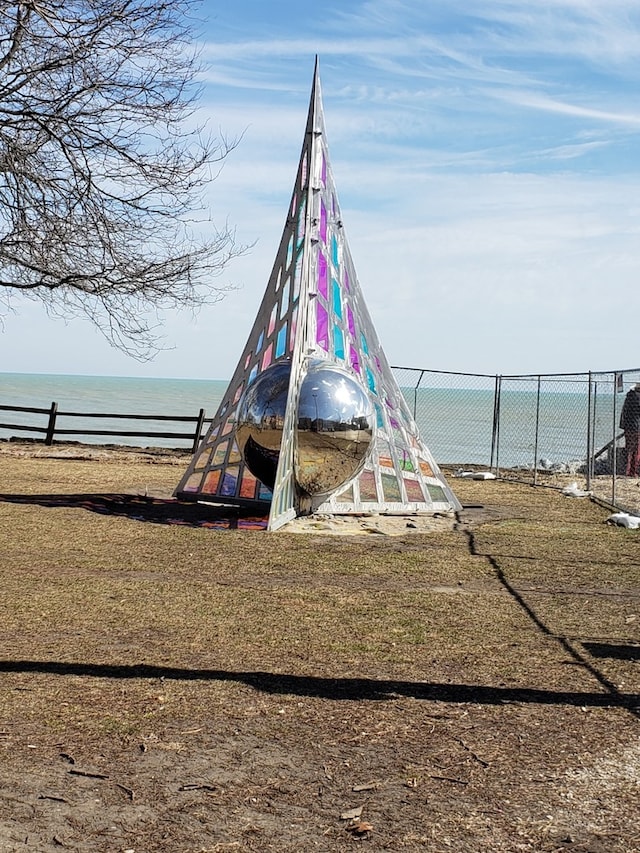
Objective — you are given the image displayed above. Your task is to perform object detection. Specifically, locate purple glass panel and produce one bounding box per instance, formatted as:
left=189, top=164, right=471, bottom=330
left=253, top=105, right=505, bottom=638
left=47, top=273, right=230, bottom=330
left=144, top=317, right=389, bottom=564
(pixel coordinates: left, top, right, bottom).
left=316, top=302, right=329, bottom=351
left=344, top=267, right=350, bottom=292
left=349, top=344, right=360, bottom=373
left=320, top=200, right=327, bottom=244
left=318, top=252, right=328, bottom=299
left=375, top=355, right=382, bottom=372
left=347, top=305, right=355, bottom=337
left=220, top=466, right=239, bottom=497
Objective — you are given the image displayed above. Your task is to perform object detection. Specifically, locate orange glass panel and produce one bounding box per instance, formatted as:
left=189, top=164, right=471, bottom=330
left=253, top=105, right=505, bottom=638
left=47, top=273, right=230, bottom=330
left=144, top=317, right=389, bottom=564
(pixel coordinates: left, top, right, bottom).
left=419, top=459, right=435, bottom=477
left=240, top=470, right=258, bottom=499
left=202, top=469, right=221, bottom=494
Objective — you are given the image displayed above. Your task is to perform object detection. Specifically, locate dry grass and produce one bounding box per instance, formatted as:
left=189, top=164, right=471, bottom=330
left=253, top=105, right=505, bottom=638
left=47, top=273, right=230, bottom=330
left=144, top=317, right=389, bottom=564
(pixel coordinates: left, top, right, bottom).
left=0, top=444, right=638, bottom=852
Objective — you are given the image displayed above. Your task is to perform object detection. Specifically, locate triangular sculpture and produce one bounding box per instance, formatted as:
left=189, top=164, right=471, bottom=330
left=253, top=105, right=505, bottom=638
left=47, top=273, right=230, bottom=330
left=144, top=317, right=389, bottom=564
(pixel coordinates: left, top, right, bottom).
left=175, top=59, right=461, bottom=530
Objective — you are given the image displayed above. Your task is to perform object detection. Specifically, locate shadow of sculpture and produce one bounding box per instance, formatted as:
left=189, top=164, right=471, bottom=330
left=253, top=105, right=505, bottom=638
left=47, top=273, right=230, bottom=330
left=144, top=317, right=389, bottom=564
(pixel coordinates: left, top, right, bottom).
left=0, top=492, right=268, bottom=529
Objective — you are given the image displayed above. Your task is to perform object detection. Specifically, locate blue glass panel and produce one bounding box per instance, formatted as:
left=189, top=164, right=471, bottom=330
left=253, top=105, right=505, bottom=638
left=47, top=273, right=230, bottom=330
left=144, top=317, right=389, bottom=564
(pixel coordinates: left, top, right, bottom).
left=275, top=322, right=288, bottom=358
left=256, top=330, right=264, bottom=353
left=361, top=332, right=369, bottom=355
left=332, top=234, right=339, bottom=267
left=280, top=279, right=290, bottom=318
left=333, top=325, right=345, bottom=359
left=332, top=278, right=342, bottom=319
left=366, top=366, right=377, bottom=394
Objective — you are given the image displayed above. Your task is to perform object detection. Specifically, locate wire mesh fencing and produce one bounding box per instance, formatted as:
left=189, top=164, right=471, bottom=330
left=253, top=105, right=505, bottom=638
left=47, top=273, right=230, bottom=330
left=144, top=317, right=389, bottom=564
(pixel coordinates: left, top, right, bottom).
left=392, top=366, right=640, bottom=517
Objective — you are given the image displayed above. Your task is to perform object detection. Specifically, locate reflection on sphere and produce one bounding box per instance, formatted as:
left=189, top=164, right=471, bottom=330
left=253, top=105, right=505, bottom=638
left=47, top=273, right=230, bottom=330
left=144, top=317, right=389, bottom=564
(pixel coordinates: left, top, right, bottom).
left=296, top=360, right=374, bottom=496
left=236, top=361, right=290, bottom=491
left=236, top=360, right=374, bottom=496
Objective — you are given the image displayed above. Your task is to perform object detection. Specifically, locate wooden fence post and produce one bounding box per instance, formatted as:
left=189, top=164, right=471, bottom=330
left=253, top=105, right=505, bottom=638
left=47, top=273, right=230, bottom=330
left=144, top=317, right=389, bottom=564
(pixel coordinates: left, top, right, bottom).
left=191, top=408, right=206, bottom=453
left=45, top=402, right=58, bottom=445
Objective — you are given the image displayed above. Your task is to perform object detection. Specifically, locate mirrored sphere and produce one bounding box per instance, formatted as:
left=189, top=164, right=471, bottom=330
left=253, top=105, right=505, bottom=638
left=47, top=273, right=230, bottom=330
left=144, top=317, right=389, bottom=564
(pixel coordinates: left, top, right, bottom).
left=236, top=360, right=374, bottom=497
left=296, top=360, right=374, bottom=496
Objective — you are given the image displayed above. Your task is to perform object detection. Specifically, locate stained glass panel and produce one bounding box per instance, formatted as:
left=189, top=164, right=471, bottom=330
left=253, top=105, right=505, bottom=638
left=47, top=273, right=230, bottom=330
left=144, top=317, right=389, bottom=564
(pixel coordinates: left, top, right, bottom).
left=349, top=344, right=360, bottom=374
left=202, top=469, right=221, bottom=494
left=332, top=278, right=342, bottom=319
left=221, top=466, right=239, bottom=497
left=276, top=322, right=288, bottom=358
left=381, top=473, right=402, bottom=502
left=316, top=302, right=329, bottom=351
left=261, top=342, right=273, bottom=370
left=405, top=478, right=425, bottom=502
left=359, top=470, right=378, bottom=501
left=318, top=252, right=328, bottom=298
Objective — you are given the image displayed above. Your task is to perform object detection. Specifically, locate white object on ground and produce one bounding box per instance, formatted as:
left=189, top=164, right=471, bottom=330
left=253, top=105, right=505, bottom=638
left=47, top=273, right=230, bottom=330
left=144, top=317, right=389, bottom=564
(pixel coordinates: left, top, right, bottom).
left=454, top=470, right=497, bottom=480
left=606, top=512, right=640, bottom=529
left=561, top=481, right=592, bottom=498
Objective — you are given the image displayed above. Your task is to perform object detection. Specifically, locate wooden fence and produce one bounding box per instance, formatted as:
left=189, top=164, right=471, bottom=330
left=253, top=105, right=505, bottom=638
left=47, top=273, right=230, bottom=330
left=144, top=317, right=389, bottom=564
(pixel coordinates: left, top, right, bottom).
left=0, top=403, right=211, bottom=453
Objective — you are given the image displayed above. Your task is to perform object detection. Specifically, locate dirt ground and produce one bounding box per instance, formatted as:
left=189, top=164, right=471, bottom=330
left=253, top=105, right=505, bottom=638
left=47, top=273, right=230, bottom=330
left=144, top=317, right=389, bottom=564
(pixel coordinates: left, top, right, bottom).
left=0, top=441, right=638, bottom=852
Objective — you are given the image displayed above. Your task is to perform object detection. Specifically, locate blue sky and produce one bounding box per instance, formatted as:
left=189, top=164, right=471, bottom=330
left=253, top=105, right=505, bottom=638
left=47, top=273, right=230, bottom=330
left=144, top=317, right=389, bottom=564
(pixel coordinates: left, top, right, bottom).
left=3, top=0, right=640, bottom=379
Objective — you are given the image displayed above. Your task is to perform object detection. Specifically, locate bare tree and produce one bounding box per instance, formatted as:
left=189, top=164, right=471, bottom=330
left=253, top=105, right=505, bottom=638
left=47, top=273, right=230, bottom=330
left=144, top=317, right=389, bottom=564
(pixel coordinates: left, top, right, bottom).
left=0, top=0, right=240, bottom=357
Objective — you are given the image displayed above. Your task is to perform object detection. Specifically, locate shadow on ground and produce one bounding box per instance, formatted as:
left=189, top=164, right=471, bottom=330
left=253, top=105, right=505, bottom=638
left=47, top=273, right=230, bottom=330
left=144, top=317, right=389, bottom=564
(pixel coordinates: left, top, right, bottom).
left=0, top=492, right=268, bottom=529
left=0, top=659, right=638, bottom=711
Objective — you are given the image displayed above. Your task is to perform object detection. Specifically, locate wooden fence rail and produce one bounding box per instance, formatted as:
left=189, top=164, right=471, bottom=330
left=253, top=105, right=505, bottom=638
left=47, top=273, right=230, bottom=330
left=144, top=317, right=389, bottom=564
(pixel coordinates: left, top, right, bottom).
left=0, top=403, right=210, bottom=453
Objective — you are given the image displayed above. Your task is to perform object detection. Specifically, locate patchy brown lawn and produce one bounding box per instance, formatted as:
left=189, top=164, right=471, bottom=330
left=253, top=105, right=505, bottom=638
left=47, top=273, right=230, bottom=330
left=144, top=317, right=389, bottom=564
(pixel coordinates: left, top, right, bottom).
left=0, top=442, right=638, bottom=852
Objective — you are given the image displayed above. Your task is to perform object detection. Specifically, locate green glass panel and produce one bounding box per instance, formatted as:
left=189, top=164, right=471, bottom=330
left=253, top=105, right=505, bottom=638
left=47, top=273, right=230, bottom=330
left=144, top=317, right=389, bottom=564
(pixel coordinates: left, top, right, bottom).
left=381, top=473, right=402, bottom=502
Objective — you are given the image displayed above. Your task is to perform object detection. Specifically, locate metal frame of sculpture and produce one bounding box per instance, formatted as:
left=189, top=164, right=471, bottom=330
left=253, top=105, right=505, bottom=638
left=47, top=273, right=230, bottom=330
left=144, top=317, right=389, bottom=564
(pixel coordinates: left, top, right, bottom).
left=175, top=59, right=461, bottom=530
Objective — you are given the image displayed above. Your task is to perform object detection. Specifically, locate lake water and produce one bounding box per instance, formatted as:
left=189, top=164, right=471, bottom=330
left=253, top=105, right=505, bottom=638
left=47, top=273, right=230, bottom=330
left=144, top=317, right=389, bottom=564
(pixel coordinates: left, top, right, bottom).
left=0, top=371, right=622, bottom=468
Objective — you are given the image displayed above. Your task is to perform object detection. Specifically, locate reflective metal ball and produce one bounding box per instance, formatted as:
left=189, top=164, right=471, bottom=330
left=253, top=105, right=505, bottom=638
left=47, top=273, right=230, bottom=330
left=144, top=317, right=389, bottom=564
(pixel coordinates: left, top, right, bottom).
left=236, top=359, right=374, bottom=497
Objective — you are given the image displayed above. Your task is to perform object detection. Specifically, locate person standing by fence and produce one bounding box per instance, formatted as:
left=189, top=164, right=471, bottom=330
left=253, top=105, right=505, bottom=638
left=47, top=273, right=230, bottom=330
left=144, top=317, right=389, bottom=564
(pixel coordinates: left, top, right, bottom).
left=620, top=383, right=640, bottom=477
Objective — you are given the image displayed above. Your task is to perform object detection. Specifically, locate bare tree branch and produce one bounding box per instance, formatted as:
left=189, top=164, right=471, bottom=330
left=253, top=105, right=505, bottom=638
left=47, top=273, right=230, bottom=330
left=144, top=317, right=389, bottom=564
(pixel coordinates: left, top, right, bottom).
left=0, top=0, right=242, bottom=358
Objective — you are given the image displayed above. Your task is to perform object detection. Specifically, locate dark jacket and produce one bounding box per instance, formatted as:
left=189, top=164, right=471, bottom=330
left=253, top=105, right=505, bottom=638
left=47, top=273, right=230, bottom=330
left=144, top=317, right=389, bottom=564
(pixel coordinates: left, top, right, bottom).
left=620, top=388, right=640, bottom=432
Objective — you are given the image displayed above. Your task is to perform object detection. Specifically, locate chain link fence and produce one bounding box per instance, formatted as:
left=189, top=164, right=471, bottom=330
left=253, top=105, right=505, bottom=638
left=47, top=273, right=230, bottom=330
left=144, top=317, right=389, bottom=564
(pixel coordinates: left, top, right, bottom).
left=392, top=366, right=640, bottom=517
